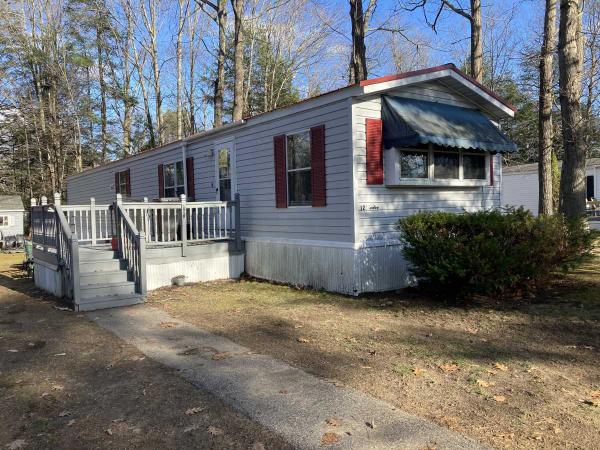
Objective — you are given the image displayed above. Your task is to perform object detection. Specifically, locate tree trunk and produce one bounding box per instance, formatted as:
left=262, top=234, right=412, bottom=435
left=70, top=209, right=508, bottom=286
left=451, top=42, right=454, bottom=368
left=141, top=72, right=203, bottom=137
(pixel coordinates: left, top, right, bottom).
left=214, top=0, right=227, bottom=127
left=470, top=0, right=483, bottom=83
left=558, top=0, right=586, bottom=218
left=176, top=0, right=186, bottom=139
left=349, top=0, right=368, bottom=83
left=538, top=0, right=558, bottom=215
left=96, top=25, right=108, bottom=163
left=231, top=0, right=245, bottom=122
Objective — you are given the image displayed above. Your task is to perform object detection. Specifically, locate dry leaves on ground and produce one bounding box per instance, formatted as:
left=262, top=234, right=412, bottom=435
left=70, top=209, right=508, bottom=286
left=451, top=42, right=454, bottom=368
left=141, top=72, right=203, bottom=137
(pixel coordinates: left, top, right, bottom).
left=207, top=426, right=223, bottom=436
left=494, top=363, right=508, bottom=372
left=296, top=337, right=310, bottom=343
left=476, top=379, right=494, bottom=388
left=160, top=321, right=179, bottom=328
left=185, top=407, right=204, bottom=415
left=493, top=395, right=507, bottom=403
left=321, top=432, right=341, bottom=446
left=6, top=440, right=26, bottom=450
left=325, top=417, right=342, bottom=427
left=439, top=363, right=459, bottom=373
left=211, top=352, right=232, bottom=361
left=412, top=367, right=426, bottom=376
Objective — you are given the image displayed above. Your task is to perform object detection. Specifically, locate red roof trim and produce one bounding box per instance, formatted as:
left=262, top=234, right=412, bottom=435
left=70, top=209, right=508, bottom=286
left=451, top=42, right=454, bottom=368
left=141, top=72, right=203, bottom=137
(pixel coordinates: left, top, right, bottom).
left=360, top=63, right=517, bottom=113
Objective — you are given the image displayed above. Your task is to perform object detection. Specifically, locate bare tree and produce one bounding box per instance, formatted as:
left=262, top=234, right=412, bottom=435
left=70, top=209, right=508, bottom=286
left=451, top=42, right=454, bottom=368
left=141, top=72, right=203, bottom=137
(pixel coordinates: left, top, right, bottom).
left=558, top=0, right=586, bottom=218
left=349, top=0, right=376, bottom=83
left=140, top=0, right=163, bottom=144
left=176, top=0, right=188, bottom=139
left=406, top=0, right=483, bottom=82
left=231, top=0, right=245, bottom=121
left=538, top=0, right=558, bottom=215
left=195, top=0, right=227, bottom=127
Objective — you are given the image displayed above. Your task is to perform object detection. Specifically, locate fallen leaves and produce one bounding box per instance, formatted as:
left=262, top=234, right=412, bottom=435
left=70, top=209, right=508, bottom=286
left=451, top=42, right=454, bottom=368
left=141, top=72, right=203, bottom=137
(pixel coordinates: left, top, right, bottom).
left=493, top=395, right=507, bottom=403
left=178, top=347, right=200, bottom=356
left=7, top=349, right=19, bottom=353
left=58, top=411, right=71, bottom=417
left=207, top=426, right=223, bottom=436
left=590, top=390, right=600, bottom=398
left=6, top=440, right=26, bottom=450
left=211, top=352, right=232, bottom=361
left=412, top=367, right=426, bottom=377
left=439, top=363, right=459, bottom=373
left=160, top=321, right=179, bottom=328
left=185, top=406, right=204, bottom=415
left=183, top=425, right=199, bottom=433
left=296, top=337, right=310, bottom=344
left=325, top=417, right=342, bottom=427
left=494, top=362, right=508, bottom=372
left=475, top=379, right=494, bottom=388
left=321, top=432, right=341, bottom=446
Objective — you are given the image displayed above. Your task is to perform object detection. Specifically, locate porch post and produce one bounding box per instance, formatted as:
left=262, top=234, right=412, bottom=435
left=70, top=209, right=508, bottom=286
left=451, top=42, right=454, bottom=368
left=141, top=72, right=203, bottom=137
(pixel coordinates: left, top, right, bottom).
left=138, top=231, right=147, bottom=295
left=90, top=197, right=96, bottom=246
left=41, top=196, right=47, bottom=206
left=180, top=194, right=187, bottom=257
left=53, top=192, right=61, bottom=206
left=115, top=193, right=123, bottom=257
left=30, top=198, right=37, bottom=207
left=41, top=197, right=47, bottom=247
left=234, top=193, right=241, bottom=251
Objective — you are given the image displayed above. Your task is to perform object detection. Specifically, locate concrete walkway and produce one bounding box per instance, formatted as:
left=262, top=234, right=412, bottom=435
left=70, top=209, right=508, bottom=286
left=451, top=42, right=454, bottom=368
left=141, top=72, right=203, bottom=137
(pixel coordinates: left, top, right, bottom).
left=89, top=305, right=489, bottom=450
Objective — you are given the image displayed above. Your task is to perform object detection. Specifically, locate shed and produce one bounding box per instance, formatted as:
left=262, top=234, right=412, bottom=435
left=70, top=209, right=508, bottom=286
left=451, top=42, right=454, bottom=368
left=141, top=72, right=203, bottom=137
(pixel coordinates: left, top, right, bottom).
left=0, top=195, right=25, bottom=239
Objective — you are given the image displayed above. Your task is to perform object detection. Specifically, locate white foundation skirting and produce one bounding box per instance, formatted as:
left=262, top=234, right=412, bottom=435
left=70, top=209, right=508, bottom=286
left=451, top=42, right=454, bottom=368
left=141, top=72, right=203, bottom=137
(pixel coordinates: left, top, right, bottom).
left=244, top=239, right=411, bottom=295
left=146, top=253, right=245, bottom=291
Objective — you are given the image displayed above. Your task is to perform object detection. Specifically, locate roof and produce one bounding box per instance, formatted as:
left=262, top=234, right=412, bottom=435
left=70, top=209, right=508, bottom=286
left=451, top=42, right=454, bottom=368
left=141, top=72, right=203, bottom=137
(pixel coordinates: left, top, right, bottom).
left=503, top=158, right=600, bottom=174
left=68, top=63, right=516, bottom=180
left=0, top=195, right=24, bottom=210
left=382, top=96, right=517, bottom=154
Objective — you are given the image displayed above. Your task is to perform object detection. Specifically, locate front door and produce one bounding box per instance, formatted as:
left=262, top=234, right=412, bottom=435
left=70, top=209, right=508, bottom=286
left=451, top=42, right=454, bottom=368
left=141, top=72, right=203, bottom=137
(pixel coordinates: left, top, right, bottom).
left=215, top=141, right=236, bottom=201
left=587, top=175, right=595, bottom=200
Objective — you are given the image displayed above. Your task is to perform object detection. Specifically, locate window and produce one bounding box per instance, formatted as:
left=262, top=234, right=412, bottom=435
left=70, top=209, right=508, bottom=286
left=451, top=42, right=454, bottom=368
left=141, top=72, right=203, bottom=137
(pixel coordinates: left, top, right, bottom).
left=587, top=175, right=595, bottom=200
left=117, top=171, right=128, bottom=194
left=164, top=161, right=185, bottom=198
left=218, top=147, right=231, bottom=201
left=434, top=152, right=459, bottom=179
left=286, top=131, right=312, bottom=206
left=463, top=154, right=486, bottom=179
left=0, top=216, right=9, bottom=227
left=400, top=151, right=428, bottom=178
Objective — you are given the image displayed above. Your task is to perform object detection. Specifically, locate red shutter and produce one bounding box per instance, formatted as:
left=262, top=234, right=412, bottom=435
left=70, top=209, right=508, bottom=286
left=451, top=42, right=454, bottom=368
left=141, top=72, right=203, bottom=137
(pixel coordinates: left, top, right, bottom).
left=273, top=134, right=287, bottom=208
left=365, top=118, right=384, bottom=185
left=186, top=157, right=195, bottom=199
left=490, top=154, right=494, bottom=186
left=158, top=164, right=164, bottom=199
left=115, top=172, right=120, bottom=194
left=125, top=169, right=131, bottom=196
left=310, top=125, right=326, bottom=207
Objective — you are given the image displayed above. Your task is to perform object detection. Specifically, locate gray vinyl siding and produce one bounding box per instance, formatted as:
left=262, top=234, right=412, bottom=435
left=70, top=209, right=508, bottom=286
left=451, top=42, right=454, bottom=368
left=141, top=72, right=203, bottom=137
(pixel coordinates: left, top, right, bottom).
left=351, top=82, right=502, bottom=244
left=67, top=97, right=354, bottom=243
left=0, top=210, right=25, bottom=237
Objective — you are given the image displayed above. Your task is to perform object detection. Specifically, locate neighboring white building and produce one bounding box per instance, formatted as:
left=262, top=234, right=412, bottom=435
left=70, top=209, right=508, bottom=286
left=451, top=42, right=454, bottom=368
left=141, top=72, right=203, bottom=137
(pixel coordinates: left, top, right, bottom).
left=502, top=158, right=600, bottom=214
left=66, top=63, right=517, bottom=296
left=0, top=195, right=25, bottom=238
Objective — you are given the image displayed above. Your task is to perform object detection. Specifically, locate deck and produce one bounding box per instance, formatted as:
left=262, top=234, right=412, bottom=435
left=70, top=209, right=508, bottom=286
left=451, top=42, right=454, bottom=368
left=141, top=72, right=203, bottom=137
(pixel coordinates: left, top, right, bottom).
left=31, top=193, right=243, bottom=310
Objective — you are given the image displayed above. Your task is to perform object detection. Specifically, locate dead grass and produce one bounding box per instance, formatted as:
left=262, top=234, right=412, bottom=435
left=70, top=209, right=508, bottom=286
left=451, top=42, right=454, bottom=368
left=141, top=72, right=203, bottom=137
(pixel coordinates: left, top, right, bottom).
left=0, top=253, right=292, bottom=450
left=148, top=256, right=600, bottom=450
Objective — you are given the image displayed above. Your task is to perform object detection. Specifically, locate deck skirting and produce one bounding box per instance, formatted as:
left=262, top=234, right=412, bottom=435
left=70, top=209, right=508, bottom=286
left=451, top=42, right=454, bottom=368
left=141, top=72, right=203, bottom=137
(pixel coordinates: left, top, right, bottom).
left=244, top=239, right=412, bottom=295
left=146, top=252, right=244, bottom=290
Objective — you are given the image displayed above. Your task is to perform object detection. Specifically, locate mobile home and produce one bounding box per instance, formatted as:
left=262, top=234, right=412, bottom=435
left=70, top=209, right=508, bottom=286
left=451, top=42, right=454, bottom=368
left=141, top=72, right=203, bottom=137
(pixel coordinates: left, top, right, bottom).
left=33, top=64, right=517, bottom=310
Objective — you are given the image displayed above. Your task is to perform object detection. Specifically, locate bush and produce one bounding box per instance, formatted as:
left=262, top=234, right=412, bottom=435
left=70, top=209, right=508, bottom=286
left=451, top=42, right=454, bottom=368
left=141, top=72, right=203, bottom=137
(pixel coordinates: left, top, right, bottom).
left=397, top=208, right=597, bottom=300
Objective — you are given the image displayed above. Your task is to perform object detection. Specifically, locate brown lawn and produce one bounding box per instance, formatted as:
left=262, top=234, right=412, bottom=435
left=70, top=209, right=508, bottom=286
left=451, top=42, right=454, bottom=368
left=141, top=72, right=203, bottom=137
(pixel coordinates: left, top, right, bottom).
left=148, top=254, right=600, bottom=450
left=0, top=253, right=292, bottom=450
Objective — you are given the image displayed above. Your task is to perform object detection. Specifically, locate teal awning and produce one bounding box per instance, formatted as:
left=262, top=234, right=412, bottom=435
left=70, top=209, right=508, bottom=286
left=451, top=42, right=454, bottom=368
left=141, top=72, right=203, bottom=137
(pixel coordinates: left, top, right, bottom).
left=382, top=96, right=517, bottom=154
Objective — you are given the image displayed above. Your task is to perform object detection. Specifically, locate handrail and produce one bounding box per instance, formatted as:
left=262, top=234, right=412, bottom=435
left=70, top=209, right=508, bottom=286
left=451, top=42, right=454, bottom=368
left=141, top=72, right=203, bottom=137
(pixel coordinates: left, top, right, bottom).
left=54, top=205, right=73, bottom=240
left=115, top=202, right=147, bottom=295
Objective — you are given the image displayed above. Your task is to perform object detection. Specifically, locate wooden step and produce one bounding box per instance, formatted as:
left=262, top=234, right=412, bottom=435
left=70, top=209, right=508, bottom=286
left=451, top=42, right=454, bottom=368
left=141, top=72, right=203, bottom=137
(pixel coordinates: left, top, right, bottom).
left=80, top=280, right=136, bottom=300
left=80, top=270, right=130, bottom=285
left=76, top=294, right=144, bottom=312
left=80, top=259, right=125, bottom=273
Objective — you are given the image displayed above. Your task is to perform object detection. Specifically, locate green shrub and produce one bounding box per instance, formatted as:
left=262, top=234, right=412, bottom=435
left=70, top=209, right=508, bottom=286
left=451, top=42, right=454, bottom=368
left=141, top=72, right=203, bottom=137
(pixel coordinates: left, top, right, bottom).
left=396, top=208, right=597, bottom=300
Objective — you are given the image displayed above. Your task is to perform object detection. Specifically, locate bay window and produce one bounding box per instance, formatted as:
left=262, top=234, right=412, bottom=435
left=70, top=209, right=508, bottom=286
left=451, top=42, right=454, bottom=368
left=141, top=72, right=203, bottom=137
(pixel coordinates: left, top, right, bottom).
left=387, top=145, right=490, bottom=186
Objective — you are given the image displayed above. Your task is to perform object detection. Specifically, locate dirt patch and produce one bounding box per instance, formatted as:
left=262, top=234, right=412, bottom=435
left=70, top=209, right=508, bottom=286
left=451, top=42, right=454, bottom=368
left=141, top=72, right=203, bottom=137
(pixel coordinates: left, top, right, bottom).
left=0, top=253, right=292, bottom=450
left=148, top=256, right=600, bottom=449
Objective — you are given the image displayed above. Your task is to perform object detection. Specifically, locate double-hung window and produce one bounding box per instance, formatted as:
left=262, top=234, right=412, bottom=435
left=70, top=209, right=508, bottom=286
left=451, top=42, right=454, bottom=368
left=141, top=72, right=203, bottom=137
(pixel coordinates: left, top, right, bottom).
left=286, top=131, right=312, bottom=206
left=117, top=171, right=128, bottom=194
left=0, top=216, right=9, bottom=227
left=164, top=161, right=185, bottom=198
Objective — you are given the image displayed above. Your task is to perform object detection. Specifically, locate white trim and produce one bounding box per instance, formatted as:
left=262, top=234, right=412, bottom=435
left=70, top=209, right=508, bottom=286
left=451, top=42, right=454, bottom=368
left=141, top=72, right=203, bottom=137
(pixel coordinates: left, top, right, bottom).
left=162, top=160, right=185, bottom=198
left=242, top=235, right=403, bottom=250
